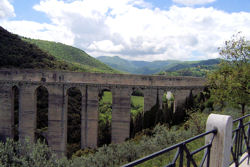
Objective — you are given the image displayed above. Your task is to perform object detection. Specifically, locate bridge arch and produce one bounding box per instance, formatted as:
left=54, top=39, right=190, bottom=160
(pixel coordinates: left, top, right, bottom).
left=130, top=88, right=144, bottom=137
left=98, top=88, right=112, bottom=146
left=35, top=85, right=49, bottom=144
left=161, top=90, right=175, bottom=125
left=11, top=85, right=19, bottom=141
left=66, top=87, right=82, bottom=156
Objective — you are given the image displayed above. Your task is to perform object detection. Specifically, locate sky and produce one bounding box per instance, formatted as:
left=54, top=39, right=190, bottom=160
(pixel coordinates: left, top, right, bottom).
left=0, top=0, right=250, bottom=61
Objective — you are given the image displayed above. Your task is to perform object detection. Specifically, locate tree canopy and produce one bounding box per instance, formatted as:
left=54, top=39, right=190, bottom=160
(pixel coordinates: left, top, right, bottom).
left=208, top=33, right=250, bottom=115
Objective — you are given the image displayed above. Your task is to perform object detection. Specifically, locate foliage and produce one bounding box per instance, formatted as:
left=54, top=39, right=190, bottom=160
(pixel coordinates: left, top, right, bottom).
left=130, top=95, right=144, bottom=118
left=67, top=88, right=82, bottom=157
left=208, top=33, right=250, bottom=115
left=0, top=139, right=68, bottom=167
left=98, top=91, right=112, bottom=147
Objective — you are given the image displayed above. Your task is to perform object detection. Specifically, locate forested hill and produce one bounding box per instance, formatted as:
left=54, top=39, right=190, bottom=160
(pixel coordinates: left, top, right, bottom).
left=0, top=26, right=118, bottom=73
left=158, top=59, right=221, bottom=77
left=97, top=56, right=221, bottom=75
left=22, top=38, right=118, bottom=73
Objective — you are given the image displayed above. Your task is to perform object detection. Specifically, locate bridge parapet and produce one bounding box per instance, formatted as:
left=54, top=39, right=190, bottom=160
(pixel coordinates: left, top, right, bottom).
left=0, top=69, right=206, bottom=87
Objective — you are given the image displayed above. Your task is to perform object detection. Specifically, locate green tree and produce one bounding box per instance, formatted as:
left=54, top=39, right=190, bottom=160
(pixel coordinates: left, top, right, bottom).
left=208, top=33, right=250, bottom=115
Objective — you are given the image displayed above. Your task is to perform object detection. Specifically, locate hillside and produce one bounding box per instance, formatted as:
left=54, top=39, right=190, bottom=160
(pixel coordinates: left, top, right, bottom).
left=22, top=38, right=118, bottom=73
left=0, top=26, right=118, bottom=73
left=163, top=59, right=221, bottom=72
left=97, top=56, right=220, bottom=75
left=0, top=26, right=71, bottom=70
left=158, top=59, right=221, bottom=77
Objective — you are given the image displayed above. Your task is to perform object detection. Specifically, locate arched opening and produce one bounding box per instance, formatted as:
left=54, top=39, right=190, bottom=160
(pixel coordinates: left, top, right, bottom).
left=12, top=86, right=19, bottom=141
left=130, top=89, right=144, bottom=138
left=162, top=91, right=174, bottom=126
left=35, top=86, right=48, bottom=143
left=67, top=87, right=82, bottom=157
left=98, top=89, right=112, bottom=147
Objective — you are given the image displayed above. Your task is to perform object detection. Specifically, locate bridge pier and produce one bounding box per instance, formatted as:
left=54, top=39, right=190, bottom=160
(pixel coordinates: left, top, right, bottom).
left=19, top=84, right=36, bottom=142
left=173, top=90, right=190, bottom=112
left=47, top=84, right=67, bottom=156
left=158, top=89, right=164, bottom=110
left=84, top=86, right=99, bottom=148
left=112, top=87, right=131, bottom=143
left=79, top=87, right=87, bottom=149
left=172, top=90, right=191, bottom=123
left=144, top=89, right=158, bottom=112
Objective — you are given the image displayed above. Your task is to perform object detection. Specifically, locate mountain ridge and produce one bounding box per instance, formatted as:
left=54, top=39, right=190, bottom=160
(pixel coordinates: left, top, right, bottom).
left=97, top=56, right=220, bottom=75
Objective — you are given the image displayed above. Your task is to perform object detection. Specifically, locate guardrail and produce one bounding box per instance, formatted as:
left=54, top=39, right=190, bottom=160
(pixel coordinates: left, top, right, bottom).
left=123, top=114, right=250, bottom=167
left=122, top=129, right=217, bottom=167
left=230, top=114, right=250, bottom=167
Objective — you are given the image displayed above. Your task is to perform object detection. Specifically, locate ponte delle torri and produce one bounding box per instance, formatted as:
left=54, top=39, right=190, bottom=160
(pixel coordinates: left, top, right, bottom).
left=0, top=69, right=205, bottom=155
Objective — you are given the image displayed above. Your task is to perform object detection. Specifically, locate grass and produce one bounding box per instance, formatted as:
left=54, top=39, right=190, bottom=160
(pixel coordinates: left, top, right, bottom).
left=100, top=91, right=144, bottom=118
left=131, top=95, right=144, bottom=117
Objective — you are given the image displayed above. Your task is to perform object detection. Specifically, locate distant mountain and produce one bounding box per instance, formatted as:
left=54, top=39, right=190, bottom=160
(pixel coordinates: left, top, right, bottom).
left=97, top=56, right=220, bottom=75
left=97, top=56, right=137, bottom=73
left=0, top=26, right=118, bottom=73
left=97, top=56, right=180, bottom=74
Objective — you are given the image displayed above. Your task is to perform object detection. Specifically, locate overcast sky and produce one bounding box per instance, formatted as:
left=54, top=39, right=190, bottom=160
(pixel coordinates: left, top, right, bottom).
left=0, top=0, right=250, bottom=61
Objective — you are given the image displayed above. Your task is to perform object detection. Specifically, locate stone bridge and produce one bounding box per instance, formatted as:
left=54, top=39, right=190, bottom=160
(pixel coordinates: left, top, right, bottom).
left=0, top=69, right=206, bottom=155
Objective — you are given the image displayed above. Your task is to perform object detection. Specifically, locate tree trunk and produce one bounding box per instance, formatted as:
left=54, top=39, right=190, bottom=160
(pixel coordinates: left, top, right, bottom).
left=241, top=104, right=245, bottom=116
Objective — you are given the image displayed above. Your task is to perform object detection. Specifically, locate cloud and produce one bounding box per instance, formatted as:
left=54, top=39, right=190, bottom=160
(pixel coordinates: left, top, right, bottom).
left=0, top=0, right=15, bottom=19
left=1, top=0, right=250, bottom=61
left=88, top=40, right=124, bottom=52
left=172, top=0, right=216, bottom=6
left=1, top=20, right=75, bottom=45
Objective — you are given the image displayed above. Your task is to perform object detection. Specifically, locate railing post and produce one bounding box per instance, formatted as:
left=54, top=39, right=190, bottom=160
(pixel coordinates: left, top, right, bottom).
left=205, top=114, right=233, bottom=167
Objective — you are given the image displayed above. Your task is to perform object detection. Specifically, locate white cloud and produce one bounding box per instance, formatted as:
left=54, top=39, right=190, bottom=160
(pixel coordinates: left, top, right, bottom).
left=88, top=40, right=124, bottom=52
left=1, top=20, right=75, bottom=45
left=172, top=0, right=216, bottom=6
left=1, top=0, right=250, bottom=61
left=0, top=0, right=15, bottom=19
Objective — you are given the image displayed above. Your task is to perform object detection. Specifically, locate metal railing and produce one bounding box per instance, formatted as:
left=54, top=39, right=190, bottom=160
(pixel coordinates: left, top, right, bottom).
left=230, top=114, right=250, bottom=167
left=122, top=129, right=217, bottom=167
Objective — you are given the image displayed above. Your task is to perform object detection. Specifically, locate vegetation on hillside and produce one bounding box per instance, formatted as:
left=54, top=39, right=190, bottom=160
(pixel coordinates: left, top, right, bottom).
left=22, top=38, right=119, bottom=73
left=0, top=26, right=70, bottom=70
left=0, top=26, right=118, bottom=73
left=158, top=64, right=218, bottom=77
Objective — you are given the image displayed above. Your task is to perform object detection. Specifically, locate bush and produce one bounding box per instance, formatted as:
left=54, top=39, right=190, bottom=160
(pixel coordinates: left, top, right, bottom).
left=0, top=139, right=68, bottom=167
